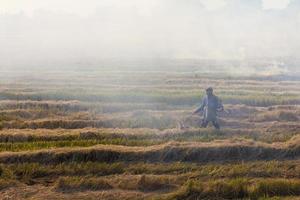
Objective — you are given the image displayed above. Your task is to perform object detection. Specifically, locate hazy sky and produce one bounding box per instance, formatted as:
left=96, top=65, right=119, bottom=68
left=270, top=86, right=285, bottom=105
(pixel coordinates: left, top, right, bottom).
left=0, top=0, right=299, bottom=68
left=0, top=0, right=295, bottom=13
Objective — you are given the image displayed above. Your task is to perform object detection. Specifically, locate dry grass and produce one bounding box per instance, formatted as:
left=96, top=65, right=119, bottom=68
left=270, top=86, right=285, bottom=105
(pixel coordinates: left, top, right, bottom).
left=0, top=139, right=299, bottom=164
left=160, top=178, right=300, bottom=200
left=55, top=177, right=113, bottom=192
left=0, top=71, right=299, bottom=199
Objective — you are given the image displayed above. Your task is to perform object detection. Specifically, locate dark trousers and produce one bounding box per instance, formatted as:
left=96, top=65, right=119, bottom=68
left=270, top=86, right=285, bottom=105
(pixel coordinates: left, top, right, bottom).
left=201, top=119, right=220, bottom=129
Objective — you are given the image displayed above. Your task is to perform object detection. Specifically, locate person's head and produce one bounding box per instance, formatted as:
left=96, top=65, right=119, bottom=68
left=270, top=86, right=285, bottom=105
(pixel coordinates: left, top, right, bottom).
left=206, top=87, right=213, bottom=96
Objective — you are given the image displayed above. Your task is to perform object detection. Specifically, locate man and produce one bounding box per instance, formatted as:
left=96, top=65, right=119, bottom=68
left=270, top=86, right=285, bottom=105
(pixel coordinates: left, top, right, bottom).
left=193, top=87, right=224, bottom=129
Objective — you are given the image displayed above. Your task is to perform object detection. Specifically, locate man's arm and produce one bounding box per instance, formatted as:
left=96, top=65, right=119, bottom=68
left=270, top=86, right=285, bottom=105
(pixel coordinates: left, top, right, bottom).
left=217, top=98, right=224, bottom=112
left=193, top=97, right=206, bottom=114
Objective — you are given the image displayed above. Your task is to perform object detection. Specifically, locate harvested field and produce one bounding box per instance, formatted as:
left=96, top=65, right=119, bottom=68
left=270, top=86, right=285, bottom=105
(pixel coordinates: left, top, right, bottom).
left=0, top=71, right=299, bottom=199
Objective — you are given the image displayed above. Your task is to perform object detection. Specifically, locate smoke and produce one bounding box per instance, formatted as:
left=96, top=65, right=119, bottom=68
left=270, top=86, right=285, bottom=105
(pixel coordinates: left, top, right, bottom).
left=0, top=0, right=299, bottom=73
left=262, top=0, right=291, bottom=10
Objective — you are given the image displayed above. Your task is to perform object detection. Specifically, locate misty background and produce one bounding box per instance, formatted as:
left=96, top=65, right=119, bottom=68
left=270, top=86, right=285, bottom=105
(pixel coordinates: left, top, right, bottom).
left=0, top=0, right=300, bottom=75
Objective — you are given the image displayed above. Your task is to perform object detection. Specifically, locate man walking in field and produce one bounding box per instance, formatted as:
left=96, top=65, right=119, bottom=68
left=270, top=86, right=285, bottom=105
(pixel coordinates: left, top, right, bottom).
left=193, top=87, right=224, bottom=129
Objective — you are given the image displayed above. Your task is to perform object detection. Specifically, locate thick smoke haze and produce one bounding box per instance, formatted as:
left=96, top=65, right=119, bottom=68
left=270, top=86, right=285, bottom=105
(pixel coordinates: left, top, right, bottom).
left=0, top=0, right=300, bottom=73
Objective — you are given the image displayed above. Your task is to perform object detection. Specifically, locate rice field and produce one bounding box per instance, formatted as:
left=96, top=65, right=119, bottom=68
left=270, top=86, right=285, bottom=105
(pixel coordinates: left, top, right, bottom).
left=0, top=70, right=299, bottom=199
